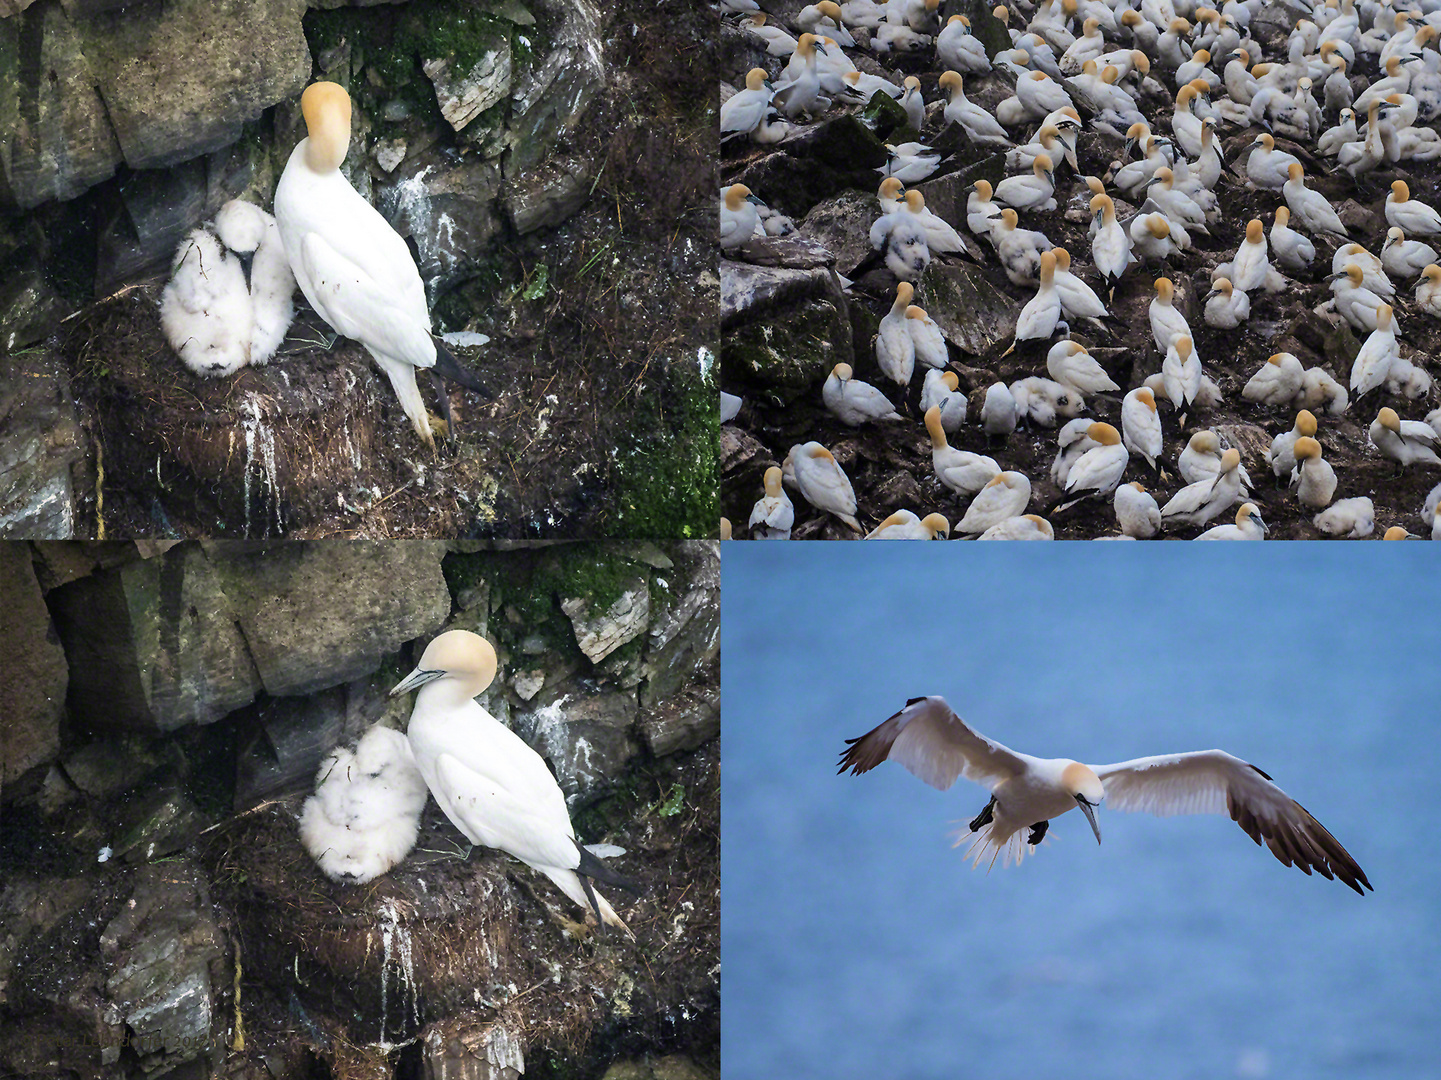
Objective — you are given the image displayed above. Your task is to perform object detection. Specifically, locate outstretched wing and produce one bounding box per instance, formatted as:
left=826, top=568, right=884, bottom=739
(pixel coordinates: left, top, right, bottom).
left=838, top=696, right=1027, bottom=792
left=1093, top=750, right=1372, bottom=894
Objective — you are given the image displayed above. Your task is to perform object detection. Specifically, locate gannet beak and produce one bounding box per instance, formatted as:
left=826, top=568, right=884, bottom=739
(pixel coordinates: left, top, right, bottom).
left=390, top=666, right=445, bottom=696
left=1076, top=795, right=1102, bottom=844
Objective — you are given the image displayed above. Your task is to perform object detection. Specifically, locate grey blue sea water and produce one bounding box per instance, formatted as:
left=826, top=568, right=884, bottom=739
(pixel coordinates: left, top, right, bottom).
left=722, top=544, right=1441, bottom=1080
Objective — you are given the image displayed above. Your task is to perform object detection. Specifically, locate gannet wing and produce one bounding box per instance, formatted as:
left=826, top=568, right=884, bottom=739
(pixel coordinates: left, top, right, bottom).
left=297, top=232, right=437, bottom=369
left=1093, top=750, right=1373, bottom=894
left=432, top=752, right=580, bottom=872
left=838, top=696, right=1028, bottom=791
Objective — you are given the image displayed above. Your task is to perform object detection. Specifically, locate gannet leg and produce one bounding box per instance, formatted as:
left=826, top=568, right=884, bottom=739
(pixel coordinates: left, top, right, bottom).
left=1027, top=820, right=1048, bottom=846
left=968, top=796, right=996, bottom=833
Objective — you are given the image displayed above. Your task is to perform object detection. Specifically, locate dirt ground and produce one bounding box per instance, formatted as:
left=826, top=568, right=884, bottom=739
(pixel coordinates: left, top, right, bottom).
left=719, top=20, right=1441, bottom=540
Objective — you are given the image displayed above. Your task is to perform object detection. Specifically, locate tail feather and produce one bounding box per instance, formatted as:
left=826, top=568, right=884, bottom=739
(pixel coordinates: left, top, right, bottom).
left=540, top=865, right=635, bottom=940
left=432, top=337, right=491, bottom=397
left=949, top=820, right=1043, bottom=871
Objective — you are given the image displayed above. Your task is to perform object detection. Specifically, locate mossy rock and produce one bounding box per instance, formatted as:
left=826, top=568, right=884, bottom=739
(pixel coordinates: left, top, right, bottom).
left=723, top=297, right=852, bottom=408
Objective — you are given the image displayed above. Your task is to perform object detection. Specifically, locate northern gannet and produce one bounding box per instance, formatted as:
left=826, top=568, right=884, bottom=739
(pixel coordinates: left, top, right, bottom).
left=789, top=442, right=863, bottom=531
left=160, top=227, right=254, bottom=378
left=274, top=82, right=488, bottom=449
left=1121, top=387, right=1162, bottom=473
left=976, top=514, right=1054, bottom=540
left=1195, top=501, right=1268, bottom=540
left=824, top=363, right=904, bottom=426
left=957, top=472, right=1032, bottom=534
left=213, top=199, right=297, bottom=366
left=920, top=368, right=966, bottom=432
left=750, top=465, right=796, bottom=540
left=1290, top=436, right=1337, bottom=509
left=1313, top=496, right=1375, bottom=538
left=838, top=697, right=1372, bottom=892
left=1114, top=481, right=1161, bottom=538
left=298, top=724, right=430, bottom=884
left=394, top=630, right=635, bottom=936
left=866, top=509, right=950, bottom=539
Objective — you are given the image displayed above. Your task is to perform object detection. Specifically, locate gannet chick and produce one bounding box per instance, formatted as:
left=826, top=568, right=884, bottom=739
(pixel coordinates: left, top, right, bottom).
left=1162, top=447, right=1243, bottom=528
left=981, top=381, right=1020, bottom=441
left=159, top=227, right=254, bottom=377
left=1293, top=367, right=1345, bottom=416
left=395, top=631, right=634, bottom=936
left=908, top=307, right=948, bottom=370
left=213, top=199, right=296, bottom=365
left=722, top=69, right=774, bottom=139
left=1384, top=354, right=1431, bottom=401
left=866, top=510, right=950, bottom=540
left=1386, top=181, right=1441, bottom=237
left=993, top=209, right=1052, bottom=286
left=1149, top=278, right=1192, bottom=353
left=1269, top=410, right=1318, bottom=480
left=1196, top=502, right=1268, bottom=539
left=1203, top=278, right=1250, bottom=330
left=1243, top=352, right=1305, bottom=407
left=1245, top=132, right=1300, bottom=190
left=1313, top=497, right=1374, bottom=538
left=1283, top=163, right=1348, bottom=238
left=1006, top=250, right=1065, bottom=354
left=926, top=405, right=1001, bottom=498
left=720, top=184, right=761, bottom=251
left=275, top=82, right=488, bottom=448
left=958, top=472, right=1032, bottom=535
left=1381, top=228, right=1438, bottom=280
left=1370, top=407, right=1441, bottom=472
left=1351, top=304, right=1399, bottom=398
left=1161, top=336, right=1202, bottom=413
left=749, top=466, right=796, bottom=540
left=921, top=369, right=967, bottom=433
left=1289, top=436, right=1337, bottom=509
left=1114, top=481, right=1161, bottom=538
left=883, top=191, right=933, bottom=280
left=877, top=282, right=917, bottom=386
left=1010, top=377, right=1084, bottom=429
left=1268, top=207, right=1315, bottom=274
left=789, top=442, right=862, bottom=531
left=1047, top=340, right=1117, bottom=395
left=1121, top=387, right=1163, bottom=474
left=977, top=514, right=1054, bottom=540
left=824, top=363, right=902, bottom=426
left=298, top=725, right=430, bottom=884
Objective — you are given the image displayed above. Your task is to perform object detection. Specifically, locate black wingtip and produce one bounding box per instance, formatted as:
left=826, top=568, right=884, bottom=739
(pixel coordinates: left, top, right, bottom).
left=432, top=337, right=492, bottom=398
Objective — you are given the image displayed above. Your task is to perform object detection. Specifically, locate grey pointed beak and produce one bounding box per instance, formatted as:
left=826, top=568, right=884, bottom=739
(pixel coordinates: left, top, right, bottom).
left=390, top=666, right=444, bottom=696
left=1076, top=796, right=1102, bottom=844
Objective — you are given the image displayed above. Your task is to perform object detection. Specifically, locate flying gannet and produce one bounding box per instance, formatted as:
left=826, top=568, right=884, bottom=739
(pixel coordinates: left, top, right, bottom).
left=393, top=630, right=636, bottom=936
left=838, top=697, right=1372, bottom=893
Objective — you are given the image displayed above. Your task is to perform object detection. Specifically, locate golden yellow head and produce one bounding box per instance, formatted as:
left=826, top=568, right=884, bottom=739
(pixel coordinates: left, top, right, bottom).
left=301, top=81, right=353, bottom=172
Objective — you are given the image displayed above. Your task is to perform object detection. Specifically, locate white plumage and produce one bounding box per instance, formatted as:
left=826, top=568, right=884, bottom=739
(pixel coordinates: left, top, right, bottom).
left=275, top=82, right=457, bottom=448
left=298, top=725, right=429, bottom=884
left=213, top=199, right=297, bottom=366
left=395, top=630, right=634, bottom=937
left=160, top=228, right=254, bottom=378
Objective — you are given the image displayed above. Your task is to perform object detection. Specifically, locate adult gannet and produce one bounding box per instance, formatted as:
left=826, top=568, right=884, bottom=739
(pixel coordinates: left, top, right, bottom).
left=1163, top=446, right=1243, bottom=527
left=824, top=362, right=904, bottom=426
left=908, top=306, right=949, bottom=370
left=298, top=724, right=430, bottom=884
left=1290, top=436, right=1338, bottom=509
left=721, top=69, right=774, bottom=139
left=1417, top=264, right=1441, bottom=317
left=789, top=442, right=863, bottom=531
left=976, top=514, right=1054, bottom=540
left=1268, top=207, right=1315, bottom=273
left=926, top=406, right=1001, bottom=497
left=1243, top=352, right=1306, bottom=407
left=720, top=184, right=762, bottom=250
left=1386, top=181, right=1441, bottom=236
left=957, top=472, right=1032, bottom=534
left=877, top=283, right=917, bottom=385
left=275, top=82, right=487, bottom=448
left=1269, top=410, right=1318, bottom=480
left=837, top=697, right=1372, bottom=892
left=1047, top=340, right=1118, bottom=395
left=1114, top=481, right=1161, bottom=538
left=1196, top=501, right=1268, bottom=539
left=920, top=368, right=966, bottom=432
left=937, top=15, right=991, bottom=74
left=750, top=466, right=796, bottom=540
left=1121, top=387, right=1162, bottom=474
left=1370, top=407, right=1441, bottom=472
left=866, top=510, right=950, bottom=539
left=395, top=631, right=635, bottom=936
left=938, top=71, right=1012, bottom=146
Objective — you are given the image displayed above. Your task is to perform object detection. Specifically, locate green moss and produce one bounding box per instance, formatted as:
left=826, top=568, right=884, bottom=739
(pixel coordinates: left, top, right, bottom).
left=610, top=354, right=719, bottom=539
